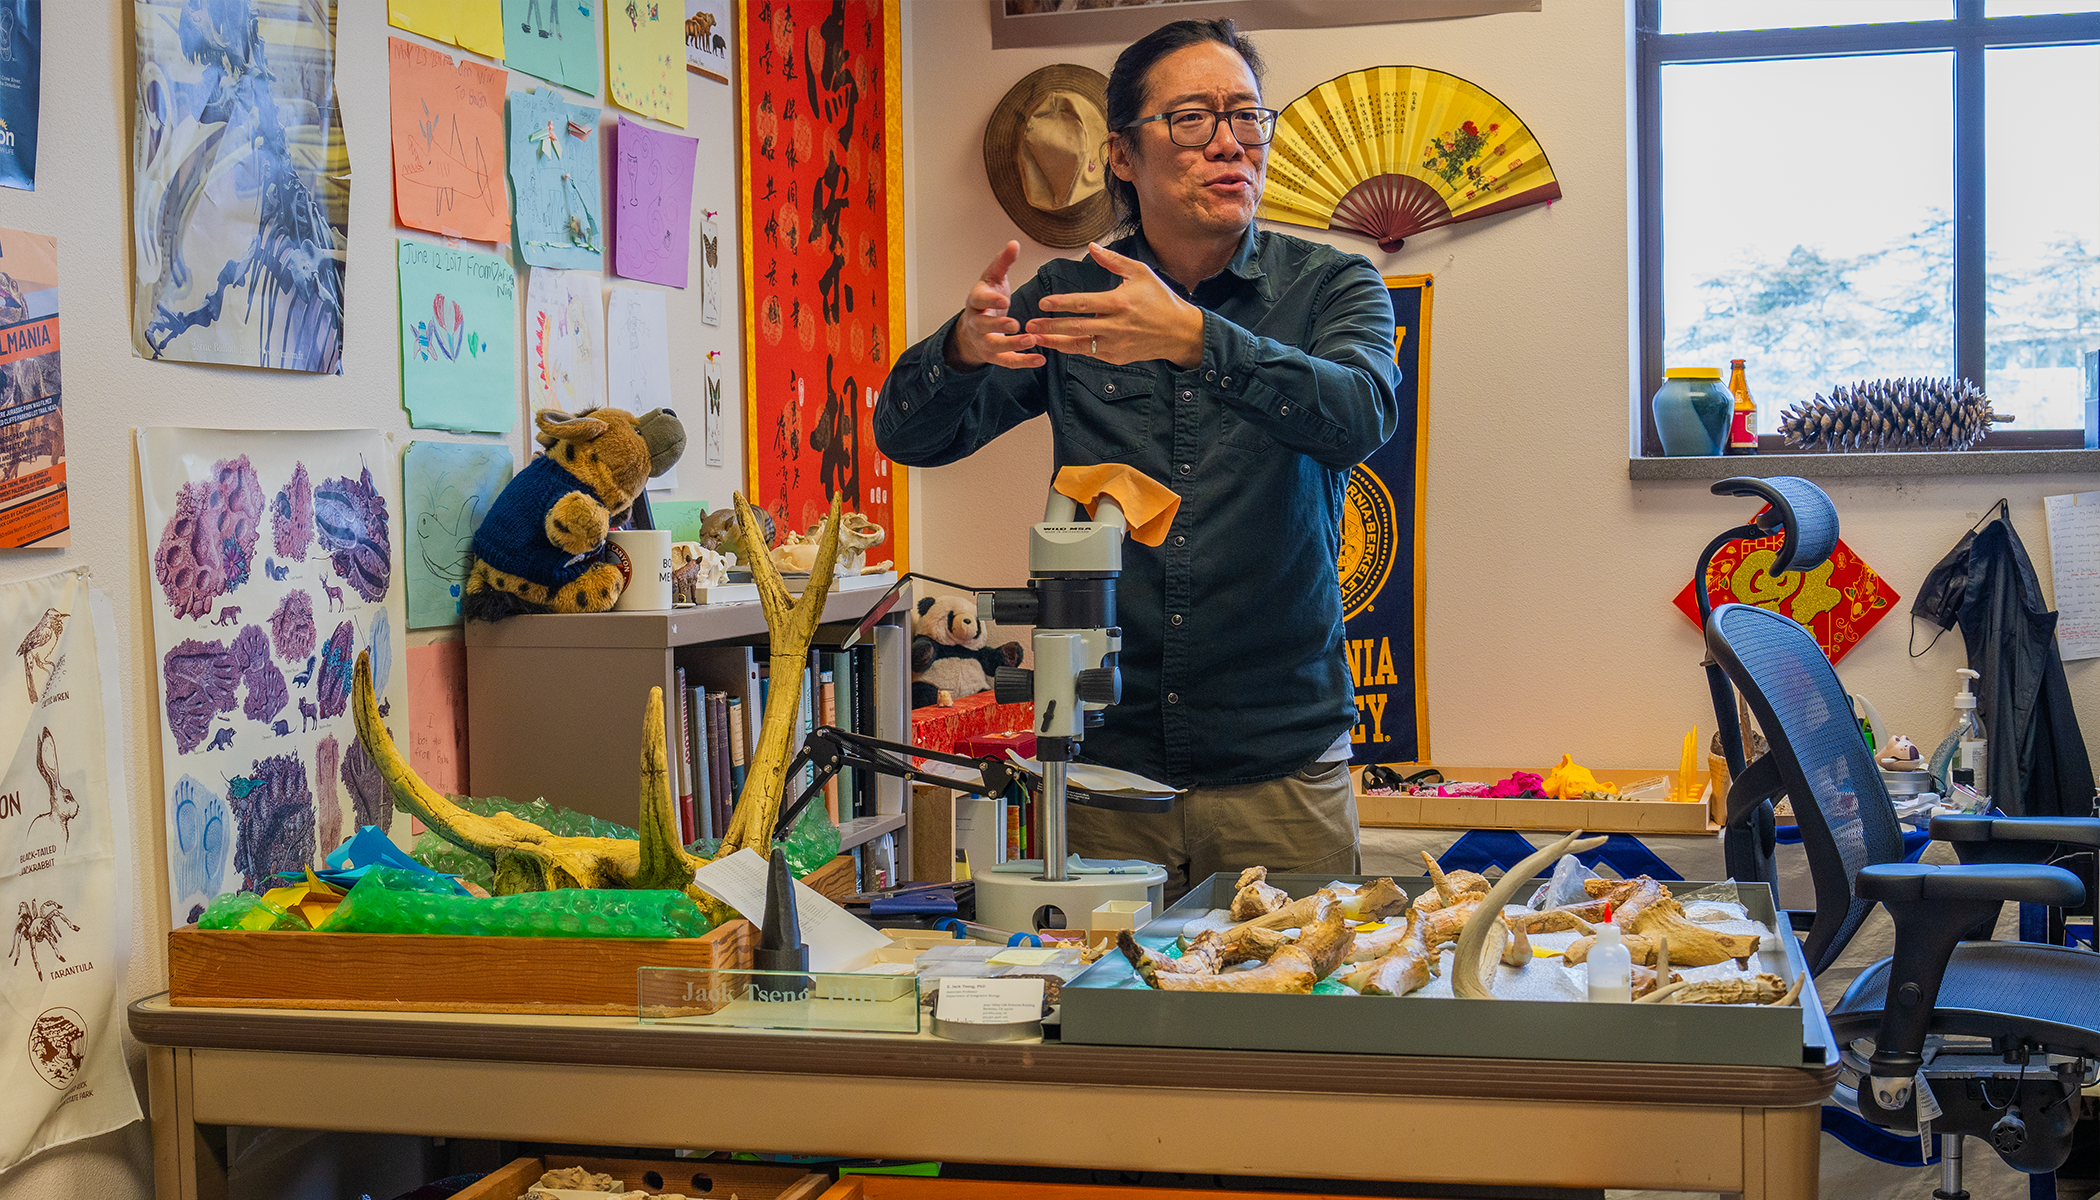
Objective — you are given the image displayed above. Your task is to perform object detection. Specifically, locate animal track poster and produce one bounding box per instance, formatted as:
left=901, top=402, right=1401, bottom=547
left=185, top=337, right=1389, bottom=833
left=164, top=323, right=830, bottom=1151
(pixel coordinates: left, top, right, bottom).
left=525, top=267, right=606, bottom=416
left=736, top=0, right=907, bottom=562
left=138, top=428, right=410, bottom=929
left=404, top=440, right=513, bottom=629
left=0, top=226, right=67, bottom=548
left=387, top=37, right=510, bottom=244
left=0, top=568, right=142, bottom=1171
left=398, top=239, right=518, bottom=434
left=608, top=0, right=688, bottom=127
left=613, top=117, right=699, bottom=287
left=502, top=0, right=600, bottom=95
left=509, top=89, right=603, bottom=271
left=131, top=0, right=348, bottom=374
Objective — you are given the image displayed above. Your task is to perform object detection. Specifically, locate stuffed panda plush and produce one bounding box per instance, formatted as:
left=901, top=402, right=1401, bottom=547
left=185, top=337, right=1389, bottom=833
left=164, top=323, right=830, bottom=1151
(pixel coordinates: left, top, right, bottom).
left=912, top=595, right=1024, bottom=709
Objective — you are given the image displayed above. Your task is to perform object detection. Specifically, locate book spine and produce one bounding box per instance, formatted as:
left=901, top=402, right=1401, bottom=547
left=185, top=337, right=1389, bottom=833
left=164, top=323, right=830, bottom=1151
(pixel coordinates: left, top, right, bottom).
left=708, top=691, right=733, bottom=841
left=800, top=655, right=816, bottom=798
left=688, top=686, right=712, bottom=843
left=674, top=668, right=695, bottom=844
left=829, top=651, right=854, bottom=823
left=852, top=645, right=874, bottom=819
left=726, top=695, right=748, bottom=797
left=819, top=669, right=838, bottom=822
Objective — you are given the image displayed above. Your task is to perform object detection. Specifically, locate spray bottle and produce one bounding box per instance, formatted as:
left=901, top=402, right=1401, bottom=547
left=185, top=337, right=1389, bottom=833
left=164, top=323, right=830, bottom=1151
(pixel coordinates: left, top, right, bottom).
left=1928, top=668, right=1988, bottom=809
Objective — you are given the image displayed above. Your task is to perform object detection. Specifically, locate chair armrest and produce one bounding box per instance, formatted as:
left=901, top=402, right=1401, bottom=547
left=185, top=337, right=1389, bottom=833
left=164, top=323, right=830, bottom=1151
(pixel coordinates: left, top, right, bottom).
left=1931, top=815, right=2100, bottom=867
left=1854, top=861, right=2086, bottom=1125
left=1857, top=862, right=2085, bottom=907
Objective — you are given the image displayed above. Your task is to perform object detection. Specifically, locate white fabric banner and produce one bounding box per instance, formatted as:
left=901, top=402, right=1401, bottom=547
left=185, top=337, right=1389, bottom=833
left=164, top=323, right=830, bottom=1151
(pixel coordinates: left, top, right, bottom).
left=0, top=568, right=142, bottom=1173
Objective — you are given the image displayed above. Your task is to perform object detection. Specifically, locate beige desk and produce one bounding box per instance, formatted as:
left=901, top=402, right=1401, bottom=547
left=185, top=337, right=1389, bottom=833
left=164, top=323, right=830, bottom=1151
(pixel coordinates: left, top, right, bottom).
left=131, top=995, right=1833, bottom=1200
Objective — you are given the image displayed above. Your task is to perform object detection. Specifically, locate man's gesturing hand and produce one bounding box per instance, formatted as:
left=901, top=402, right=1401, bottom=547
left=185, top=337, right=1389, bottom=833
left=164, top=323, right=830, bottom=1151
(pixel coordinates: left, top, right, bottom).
left=1025, top=242, right=1205, bottom=369
left=945, top=241, right=1045, bottom=370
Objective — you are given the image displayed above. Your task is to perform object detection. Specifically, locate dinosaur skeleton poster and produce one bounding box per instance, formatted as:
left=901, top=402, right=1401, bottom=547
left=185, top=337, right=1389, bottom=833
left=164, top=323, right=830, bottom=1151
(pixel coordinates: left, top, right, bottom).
left=0, top=568, right=143, bottom=1172
left=130, top=0, right=350, bottom=374
left=138, top=428, right=409, bottom=927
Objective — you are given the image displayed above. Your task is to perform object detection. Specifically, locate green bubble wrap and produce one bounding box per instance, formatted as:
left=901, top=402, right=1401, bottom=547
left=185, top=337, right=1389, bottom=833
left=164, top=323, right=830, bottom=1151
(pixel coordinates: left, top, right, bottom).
left=316, top=867, right=715, bottom=938
left=409, top=793, right=841, bottom=888
left=197, top=891, right=303, bottom=931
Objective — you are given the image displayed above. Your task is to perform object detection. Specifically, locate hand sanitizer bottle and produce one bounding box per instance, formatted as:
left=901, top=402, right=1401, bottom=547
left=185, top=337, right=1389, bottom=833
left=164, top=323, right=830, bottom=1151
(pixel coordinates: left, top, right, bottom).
left=1928, top=669, right=1988, bottom=809
left=1587, top=922, right=1633, bottom=1003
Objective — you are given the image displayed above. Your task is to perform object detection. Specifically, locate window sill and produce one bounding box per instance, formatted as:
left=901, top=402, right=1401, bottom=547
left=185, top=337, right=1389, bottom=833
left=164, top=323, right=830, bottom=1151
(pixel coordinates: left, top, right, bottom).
left=1628, top=448, right=2100, bottom=481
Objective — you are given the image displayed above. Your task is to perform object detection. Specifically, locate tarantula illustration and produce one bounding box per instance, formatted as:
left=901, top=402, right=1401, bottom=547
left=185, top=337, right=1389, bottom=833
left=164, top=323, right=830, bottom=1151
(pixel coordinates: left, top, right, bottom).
left=11, top=900, right=79, bottom=981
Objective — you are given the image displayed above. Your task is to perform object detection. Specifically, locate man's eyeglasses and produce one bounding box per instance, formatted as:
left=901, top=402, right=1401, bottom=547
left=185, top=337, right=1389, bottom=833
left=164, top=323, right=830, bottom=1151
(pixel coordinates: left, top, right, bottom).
left=1123, top=107, right=1279, bottom=148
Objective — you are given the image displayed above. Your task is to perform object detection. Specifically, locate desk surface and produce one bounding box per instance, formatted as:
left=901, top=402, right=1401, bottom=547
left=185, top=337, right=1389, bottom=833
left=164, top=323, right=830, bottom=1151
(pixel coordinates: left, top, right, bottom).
left=129, top=994, right=1835, bottom=1108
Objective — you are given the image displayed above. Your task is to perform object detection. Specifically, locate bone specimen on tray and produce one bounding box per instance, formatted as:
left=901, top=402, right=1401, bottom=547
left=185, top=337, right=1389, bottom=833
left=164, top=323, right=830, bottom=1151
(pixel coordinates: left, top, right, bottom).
left=1123, top=891, right=1353, bottom=992
left=1413, top=853, right=1491, bottom=911
left=1225, top=876, right=1407, bottom=935
left=1585, top=875, right=1671, bottom=927
left=1229, top=865, right=1291, bottom=920
left=1450, top=830, right=1608, bottom=999
left=1339, top=910, right=1436, bottom=996
left=1127, top=929, right=1225, bottom=976
left=1561, top=899, right=1764, bottom=969
left=1215, top=922, right=1295, bottom=967
left=1638, top=972, right=1805, bottom=1007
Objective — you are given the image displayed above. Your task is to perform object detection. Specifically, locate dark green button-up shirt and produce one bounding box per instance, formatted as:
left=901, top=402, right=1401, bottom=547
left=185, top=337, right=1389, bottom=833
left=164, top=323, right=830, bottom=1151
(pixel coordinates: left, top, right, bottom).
left=875, top=228, right=1401, bottom=787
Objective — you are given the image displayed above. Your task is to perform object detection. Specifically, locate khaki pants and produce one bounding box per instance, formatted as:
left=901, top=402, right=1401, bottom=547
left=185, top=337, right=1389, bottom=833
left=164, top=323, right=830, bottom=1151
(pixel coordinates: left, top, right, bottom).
left=1066, top=759, right=1361, bottom=904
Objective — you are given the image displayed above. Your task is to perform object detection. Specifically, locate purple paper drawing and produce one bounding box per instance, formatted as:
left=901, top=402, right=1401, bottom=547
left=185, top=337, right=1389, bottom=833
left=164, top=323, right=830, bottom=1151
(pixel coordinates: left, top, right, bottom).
left=163, top=637, right=238, bottom=753
left=613, top=116, right=698, bottom=288
left=270, top=590, right=315, bottom=663
left=315, top=734, right=342, bottom=853
left=315, top=465, right=391, bottom=602
left=226, top=752, right=313, bottom=892
left=316, top=620, right=353, bottom=719
left=341, top=736, right=391, bottom=831
left=154, top=456, right=264, bottom=619
left=272, top=463, right=313, bottom=560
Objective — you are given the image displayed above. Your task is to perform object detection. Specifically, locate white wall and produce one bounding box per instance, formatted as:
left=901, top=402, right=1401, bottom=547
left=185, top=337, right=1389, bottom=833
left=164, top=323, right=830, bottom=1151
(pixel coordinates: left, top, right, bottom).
left=904, top=0, right=2100, bottom=776
left=0, top=5, right=745, bottom=1198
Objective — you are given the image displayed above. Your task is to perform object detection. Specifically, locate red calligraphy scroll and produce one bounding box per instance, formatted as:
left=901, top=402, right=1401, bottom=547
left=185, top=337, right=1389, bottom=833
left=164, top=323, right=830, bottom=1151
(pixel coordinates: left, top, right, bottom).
left=736, top=0, right=907, bottom=567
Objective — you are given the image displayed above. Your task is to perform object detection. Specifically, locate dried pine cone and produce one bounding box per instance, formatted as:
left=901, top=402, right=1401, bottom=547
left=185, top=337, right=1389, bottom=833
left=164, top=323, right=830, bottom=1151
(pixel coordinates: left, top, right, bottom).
left=1778, top=377, right=2010, bottom=453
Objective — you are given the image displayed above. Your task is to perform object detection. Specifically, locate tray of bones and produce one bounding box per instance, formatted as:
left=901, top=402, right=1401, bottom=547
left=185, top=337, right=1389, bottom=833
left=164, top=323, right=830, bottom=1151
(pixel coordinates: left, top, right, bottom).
left=1057, top=835, right=1837, bottom=1069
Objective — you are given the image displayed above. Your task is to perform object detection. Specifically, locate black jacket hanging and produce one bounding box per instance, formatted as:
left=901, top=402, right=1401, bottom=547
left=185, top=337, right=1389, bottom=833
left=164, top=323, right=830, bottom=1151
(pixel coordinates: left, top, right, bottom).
left=1913, top=507, right=2095, bottom=817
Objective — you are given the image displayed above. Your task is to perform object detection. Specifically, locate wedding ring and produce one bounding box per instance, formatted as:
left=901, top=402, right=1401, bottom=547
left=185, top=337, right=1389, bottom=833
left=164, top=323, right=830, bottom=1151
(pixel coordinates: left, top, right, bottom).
left=1090, top=335, right=1098, bottom=355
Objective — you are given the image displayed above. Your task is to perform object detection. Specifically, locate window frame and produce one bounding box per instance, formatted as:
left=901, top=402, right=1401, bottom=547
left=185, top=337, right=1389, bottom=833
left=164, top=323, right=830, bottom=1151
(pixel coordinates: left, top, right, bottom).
left=1633, top=0, right=2100, bottom=456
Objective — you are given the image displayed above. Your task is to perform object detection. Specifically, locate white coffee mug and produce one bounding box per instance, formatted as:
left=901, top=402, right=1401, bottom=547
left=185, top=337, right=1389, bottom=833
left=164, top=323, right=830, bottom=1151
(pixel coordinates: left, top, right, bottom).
left=607, top=529, right=674, bottom=611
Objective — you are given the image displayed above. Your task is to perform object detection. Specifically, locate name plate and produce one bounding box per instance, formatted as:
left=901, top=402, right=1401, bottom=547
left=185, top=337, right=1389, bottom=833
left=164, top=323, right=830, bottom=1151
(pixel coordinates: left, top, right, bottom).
left=638, top=967, right=920, bottom=1034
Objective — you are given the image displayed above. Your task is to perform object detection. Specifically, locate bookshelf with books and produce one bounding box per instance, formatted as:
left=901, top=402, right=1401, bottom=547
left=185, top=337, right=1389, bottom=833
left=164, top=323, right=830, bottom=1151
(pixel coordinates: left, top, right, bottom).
left=463, top=591, right=915, bottom=876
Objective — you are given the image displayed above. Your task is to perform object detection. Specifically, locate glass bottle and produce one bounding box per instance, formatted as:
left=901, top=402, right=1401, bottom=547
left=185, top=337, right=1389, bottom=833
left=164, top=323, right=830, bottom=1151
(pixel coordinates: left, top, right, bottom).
left=1726, top=359, right=1758, bottom=455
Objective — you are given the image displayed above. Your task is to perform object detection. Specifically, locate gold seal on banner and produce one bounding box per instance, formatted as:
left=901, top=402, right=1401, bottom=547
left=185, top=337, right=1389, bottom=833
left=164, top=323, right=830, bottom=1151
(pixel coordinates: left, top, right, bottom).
left=1339, top=463, right=1396, bottom=622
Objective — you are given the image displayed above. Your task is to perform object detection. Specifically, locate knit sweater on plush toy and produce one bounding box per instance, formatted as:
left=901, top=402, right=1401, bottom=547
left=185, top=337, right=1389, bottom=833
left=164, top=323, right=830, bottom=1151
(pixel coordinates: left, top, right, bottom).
left=471, top=455, right=609, bottom=589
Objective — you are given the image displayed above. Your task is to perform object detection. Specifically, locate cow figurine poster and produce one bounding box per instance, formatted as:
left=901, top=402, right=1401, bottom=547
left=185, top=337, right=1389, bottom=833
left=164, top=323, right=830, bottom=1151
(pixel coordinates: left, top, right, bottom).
left=736, top=0, right=906, bottom=565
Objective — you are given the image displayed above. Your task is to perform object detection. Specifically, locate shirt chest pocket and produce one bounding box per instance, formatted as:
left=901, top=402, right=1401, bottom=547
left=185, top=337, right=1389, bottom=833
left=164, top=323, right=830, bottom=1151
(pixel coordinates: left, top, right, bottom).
left=1059, top=362, right=1154, bottom=463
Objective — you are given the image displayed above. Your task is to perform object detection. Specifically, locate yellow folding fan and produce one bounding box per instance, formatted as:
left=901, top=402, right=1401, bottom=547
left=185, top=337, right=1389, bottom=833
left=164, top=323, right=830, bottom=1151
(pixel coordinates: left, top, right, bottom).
left=1259, top=66, right=1560, bottom=252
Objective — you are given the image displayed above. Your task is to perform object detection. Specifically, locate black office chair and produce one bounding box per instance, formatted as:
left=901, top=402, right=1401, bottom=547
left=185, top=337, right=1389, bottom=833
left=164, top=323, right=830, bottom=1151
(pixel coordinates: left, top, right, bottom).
left=1707, top=598, right=2100, bottom=1193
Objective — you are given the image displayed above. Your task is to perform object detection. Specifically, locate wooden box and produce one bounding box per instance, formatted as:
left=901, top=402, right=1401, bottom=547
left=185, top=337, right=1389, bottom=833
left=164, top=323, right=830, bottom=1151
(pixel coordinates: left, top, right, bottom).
left=1355, top=764, right=1719, bottom=834
left=459, top=1155, right=826, bottom=1200
left=820, top=1177, right=1420, bottom=1200
left=803, top=853, right=856, bottom=900
left=168, top=918, right=752, bottom=1016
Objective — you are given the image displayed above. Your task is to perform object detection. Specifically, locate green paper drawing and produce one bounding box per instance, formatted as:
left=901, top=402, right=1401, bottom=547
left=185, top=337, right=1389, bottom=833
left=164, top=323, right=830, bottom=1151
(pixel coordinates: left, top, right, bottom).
left=502, top=0, right=600, bottom=94
left=510, top=89, right=604, bottom=270
left=397, top=240, right=517, bottom=434
left=404, top=441, right=514, bottom=628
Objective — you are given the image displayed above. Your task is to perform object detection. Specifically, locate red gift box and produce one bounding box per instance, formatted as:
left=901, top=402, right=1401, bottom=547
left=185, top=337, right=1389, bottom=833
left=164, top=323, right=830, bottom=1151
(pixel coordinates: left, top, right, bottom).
left=911, top=692, right=1033, bottom=756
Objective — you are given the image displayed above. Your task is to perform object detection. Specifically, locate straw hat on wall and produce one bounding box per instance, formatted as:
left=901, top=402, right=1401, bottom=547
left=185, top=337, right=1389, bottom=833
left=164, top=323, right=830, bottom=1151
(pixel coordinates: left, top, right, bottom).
left=983, top=63, right=1115, bottom=248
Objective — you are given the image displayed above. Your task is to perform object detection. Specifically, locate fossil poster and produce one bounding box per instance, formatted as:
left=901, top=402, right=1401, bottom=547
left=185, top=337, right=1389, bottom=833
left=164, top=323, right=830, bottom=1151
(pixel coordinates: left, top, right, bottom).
left=0, top=226, right=67, bottom=547
left=130, top=0, right=349, bottom=374
left=0, top=568, right=142, bottom=1171
left=138, top=428, right=409, bottom=928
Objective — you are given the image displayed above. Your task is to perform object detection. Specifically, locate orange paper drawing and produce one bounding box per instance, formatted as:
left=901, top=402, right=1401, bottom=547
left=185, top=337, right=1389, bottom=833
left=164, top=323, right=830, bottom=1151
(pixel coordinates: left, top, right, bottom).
left=407, top=641, right=469, bottom=796
left=388, top=38, right=511, bottom=244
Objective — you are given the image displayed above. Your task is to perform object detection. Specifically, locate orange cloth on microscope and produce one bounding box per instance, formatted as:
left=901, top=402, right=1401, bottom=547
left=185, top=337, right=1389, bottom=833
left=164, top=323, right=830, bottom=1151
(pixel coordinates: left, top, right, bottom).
left=1052, top=464, right=1181, bottom=547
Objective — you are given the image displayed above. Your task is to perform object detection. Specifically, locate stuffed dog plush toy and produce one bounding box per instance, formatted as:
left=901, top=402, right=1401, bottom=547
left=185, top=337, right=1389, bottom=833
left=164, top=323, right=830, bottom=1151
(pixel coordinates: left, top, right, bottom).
left=462, top=407, right=685, bottom=620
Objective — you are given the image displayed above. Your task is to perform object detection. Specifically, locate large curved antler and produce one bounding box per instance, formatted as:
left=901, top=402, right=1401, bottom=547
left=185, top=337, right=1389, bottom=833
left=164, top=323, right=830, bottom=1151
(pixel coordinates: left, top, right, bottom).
left=718, top=491, right=843, bottom=859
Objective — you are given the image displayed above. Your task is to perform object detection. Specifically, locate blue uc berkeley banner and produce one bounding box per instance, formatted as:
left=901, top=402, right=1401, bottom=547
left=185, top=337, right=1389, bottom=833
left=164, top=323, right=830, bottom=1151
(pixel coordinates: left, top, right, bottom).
left=1340, top=275, right=1430, bottom=766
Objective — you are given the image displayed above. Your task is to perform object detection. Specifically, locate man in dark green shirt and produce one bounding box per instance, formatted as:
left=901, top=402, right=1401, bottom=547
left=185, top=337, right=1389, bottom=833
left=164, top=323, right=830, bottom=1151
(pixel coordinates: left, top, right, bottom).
left=875, top=19, right=1401, bottom=896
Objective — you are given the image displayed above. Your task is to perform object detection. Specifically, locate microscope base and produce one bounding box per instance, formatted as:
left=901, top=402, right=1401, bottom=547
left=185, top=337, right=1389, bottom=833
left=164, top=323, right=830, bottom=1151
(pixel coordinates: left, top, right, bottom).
left=975, top=860, right=1169, bottom=934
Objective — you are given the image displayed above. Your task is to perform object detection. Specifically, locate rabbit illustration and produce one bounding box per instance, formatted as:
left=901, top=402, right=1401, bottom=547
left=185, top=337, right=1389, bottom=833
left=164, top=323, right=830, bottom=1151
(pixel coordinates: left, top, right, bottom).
left=27, top=729, right=77, bottom=844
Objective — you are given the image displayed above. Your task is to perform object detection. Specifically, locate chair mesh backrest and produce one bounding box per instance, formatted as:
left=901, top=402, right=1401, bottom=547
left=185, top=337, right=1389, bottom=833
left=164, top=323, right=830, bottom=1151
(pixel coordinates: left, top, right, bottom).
left=1708, top=603, right=1906, bottom=974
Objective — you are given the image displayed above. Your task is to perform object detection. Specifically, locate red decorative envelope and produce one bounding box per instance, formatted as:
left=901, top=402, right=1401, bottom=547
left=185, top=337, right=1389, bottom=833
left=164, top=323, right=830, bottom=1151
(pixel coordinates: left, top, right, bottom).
left=1672, top=527, right=1899, bottom=664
